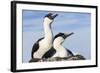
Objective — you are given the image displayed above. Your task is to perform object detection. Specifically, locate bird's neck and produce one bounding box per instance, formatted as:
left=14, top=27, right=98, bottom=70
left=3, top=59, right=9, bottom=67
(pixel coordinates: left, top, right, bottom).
left=53, top=37, right=65, bottom=51
left=53, top=42, right=65, bottom=52
left=43, top=22, right=53, bottom=42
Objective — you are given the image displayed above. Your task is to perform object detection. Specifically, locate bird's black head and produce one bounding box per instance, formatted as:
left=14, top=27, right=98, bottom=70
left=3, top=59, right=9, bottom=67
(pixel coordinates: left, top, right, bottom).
left=45, top=13, right=58, bottom=20
left=54, top=32, right=74, bottom=40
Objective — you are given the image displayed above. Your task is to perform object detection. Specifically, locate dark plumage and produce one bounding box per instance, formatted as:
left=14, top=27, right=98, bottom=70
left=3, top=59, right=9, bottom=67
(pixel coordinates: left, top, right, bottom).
left=54, top=33, right=67, bottom=39
left=45, top=13, right=58, bottom=20
left=54, top=32, right=74, bottom=40
left=42, top=47, right=74, bottom=59
left=66, top=49, right=74, bottom=56
left=31, top=38, right=44, bottom=58
left=42, top=47, right=56, bottom=58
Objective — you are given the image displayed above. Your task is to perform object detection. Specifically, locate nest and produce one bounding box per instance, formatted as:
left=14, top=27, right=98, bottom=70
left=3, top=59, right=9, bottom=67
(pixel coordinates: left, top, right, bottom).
left=29, top=54, right=85, bottom=62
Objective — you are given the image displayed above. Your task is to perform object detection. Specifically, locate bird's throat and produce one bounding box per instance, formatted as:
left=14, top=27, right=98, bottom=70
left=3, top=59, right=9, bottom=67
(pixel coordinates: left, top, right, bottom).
left=43, top=23, right=53, bottom=44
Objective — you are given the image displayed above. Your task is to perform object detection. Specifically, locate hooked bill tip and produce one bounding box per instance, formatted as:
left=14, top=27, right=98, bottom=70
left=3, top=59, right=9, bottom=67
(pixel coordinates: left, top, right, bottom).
left=52, top=14, right=58, bottom=19
left=64, top=32, right=74, bottom=37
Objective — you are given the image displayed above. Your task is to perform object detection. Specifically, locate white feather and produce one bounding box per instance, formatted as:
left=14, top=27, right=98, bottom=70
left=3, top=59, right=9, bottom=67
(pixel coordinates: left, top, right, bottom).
left=53, top=37, right=69, bottom=58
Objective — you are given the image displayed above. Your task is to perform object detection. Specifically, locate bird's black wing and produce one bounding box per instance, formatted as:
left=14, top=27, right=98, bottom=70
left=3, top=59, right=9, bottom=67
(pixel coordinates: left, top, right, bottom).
left=31, top=37, right=44, bottom=58
left=42, top=47, right=56, bottom=59
left=66, top=49, right=74, bottom=56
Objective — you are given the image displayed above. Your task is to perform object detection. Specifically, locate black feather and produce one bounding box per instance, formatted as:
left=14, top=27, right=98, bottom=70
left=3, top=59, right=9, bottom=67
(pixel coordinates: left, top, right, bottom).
left=42, top=47, right=56, bottom=59
left=44, top=13, right=58, bottom=20
left=31, top=37, right=44, bottom=58
left=66, top=49, right=74, bottom=56
left=54, top=33, right=66, bottom=40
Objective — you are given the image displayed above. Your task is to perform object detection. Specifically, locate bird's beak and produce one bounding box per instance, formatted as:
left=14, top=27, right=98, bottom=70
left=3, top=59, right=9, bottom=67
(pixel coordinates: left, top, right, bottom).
left=65, top=32, right=74, bottom=37
left=52, top=14, right=58, bottom=19
left=45, top=13, right=58, bottom=20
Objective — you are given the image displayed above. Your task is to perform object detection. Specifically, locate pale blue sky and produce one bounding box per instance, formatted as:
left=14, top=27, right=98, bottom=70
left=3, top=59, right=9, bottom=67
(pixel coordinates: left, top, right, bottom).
left=22, top=10, right=91, bottom=63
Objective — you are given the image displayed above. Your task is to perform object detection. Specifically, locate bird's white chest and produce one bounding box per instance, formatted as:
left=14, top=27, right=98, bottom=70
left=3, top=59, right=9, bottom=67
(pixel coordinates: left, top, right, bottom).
left=52, top=46, right=68, bottom=58
left=34, top=40, right=52, bottom=58
left=40, top=40, right=52, bottom=50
